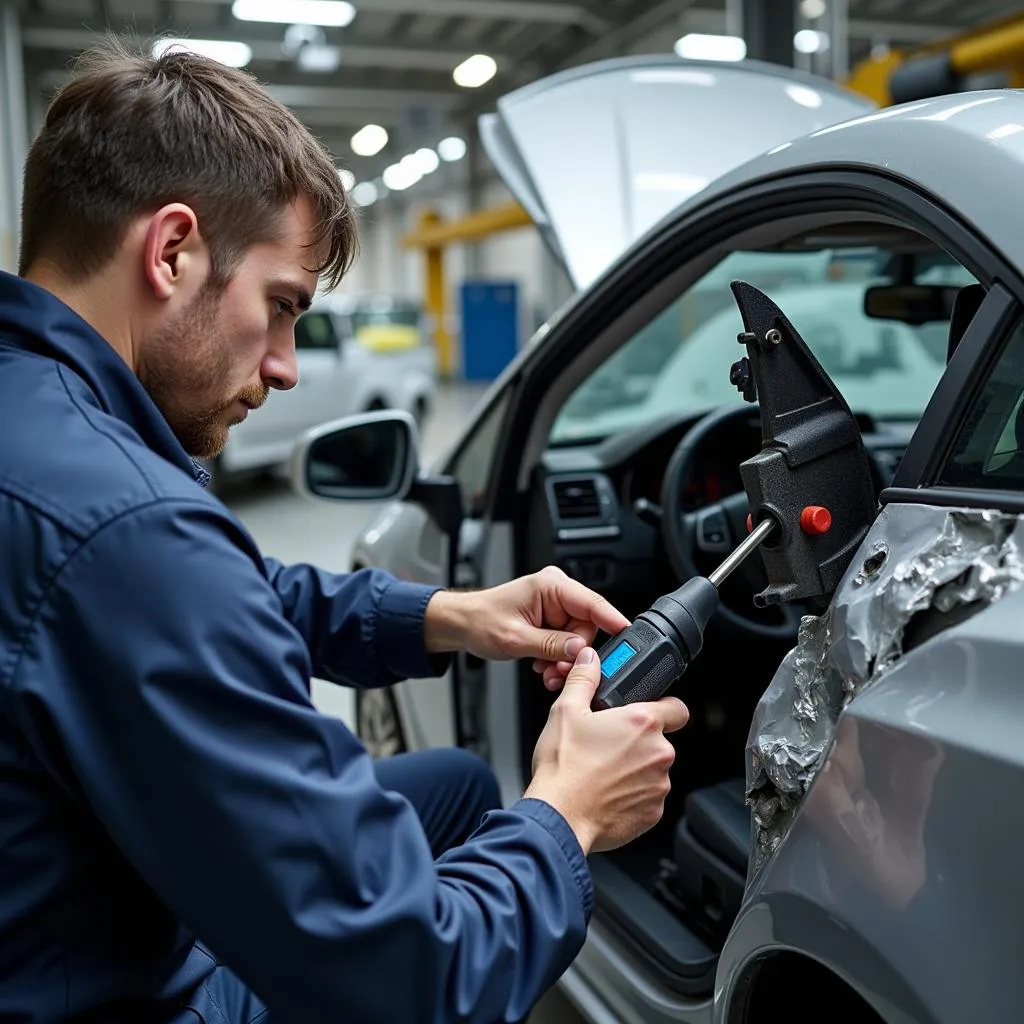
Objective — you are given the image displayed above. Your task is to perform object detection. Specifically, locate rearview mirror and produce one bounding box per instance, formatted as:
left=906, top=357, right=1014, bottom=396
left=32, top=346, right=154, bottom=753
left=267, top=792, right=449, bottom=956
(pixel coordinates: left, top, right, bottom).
left=863, top=283, right=959, bottom=326
left=291, top=410, right=418, bottom=502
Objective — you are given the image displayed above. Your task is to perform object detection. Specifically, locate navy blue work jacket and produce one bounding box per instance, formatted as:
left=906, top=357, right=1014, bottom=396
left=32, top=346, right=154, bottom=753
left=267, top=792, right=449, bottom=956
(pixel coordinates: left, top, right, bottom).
left=0, top=271, right=592, bottom=1022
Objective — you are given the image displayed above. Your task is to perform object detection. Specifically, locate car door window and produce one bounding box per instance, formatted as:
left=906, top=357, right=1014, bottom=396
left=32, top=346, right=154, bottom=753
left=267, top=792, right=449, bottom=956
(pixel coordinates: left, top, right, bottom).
left=295, top=312, right=340, bottom=352
left=549, top=247, right=973, bottom=445
left=937, top=318, right=1024, bottom=491
left=450, top=390, right=512, bottom=516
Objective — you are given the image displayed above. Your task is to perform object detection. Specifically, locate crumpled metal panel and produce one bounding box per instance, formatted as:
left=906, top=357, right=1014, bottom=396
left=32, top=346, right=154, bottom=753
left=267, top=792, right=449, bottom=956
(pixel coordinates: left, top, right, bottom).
left=746, top=504, right=1024, bottom=869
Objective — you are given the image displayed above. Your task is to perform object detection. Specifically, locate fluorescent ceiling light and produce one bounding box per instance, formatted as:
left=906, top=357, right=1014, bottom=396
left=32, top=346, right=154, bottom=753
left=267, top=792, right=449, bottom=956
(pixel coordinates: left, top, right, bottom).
left=674, top=34, right=746, bottom=62
left=382, top=161, right=418, bottom=191
left=232, top=0, right=356, bottom=27
left=152, top=37, right=253, bottom=68
left=800, top=0, right=826, bottom=18
left=350, top=181, right=378, bottom=207
left=298, top=45, right=342, bottom=73
left=412, top=147, right=439, bottom=175
left=437, top=136, right=467, bottom=162
left=350, top=123, right=388, bottom=157
left=794, top=29, right=829, bottom=54
left=338, top=168, right=356, bottom=190
left=453, top=54, right=497, bottom=88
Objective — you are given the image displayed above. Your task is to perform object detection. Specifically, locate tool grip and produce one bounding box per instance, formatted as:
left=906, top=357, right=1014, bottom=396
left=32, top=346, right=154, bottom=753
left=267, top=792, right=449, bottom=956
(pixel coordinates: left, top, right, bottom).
left=591, top=628, right=688, bottom=711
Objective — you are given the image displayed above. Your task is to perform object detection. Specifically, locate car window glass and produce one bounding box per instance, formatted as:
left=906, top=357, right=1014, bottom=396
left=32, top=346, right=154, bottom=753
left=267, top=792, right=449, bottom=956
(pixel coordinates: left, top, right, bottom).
left=451, top=389, right=512, bottom=517
left=295, top=312, right=340, bottom=352
left=549, top=247, right=974, bottom=445
left=938, top=318, right=1024, bottom=491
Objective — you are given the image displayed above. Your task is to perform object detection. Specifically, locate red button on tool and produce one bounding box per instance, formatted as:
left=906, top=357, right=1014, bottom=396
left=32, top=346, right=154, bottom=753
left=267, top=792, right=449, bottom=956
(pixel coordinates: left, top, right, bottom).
left=800, top=505, right=832, bottom=535
left=746, top=514, right=753, bottom=533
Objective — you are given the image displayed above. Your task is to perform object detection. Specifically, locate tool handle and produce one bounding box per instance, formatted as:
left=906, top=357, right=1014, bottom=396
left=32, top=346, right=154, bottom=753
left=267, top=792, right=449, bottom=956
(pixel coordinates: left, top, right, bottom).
left=591, top=624, right=688, bottom=711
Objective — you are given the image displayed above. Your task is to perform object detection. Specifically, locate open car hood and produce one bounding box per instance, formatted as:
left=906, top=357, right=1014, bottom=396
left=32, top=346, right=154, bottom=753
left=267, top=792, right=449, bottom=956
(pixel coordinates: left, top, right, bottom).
left=479, top=56, right=873, bottom=290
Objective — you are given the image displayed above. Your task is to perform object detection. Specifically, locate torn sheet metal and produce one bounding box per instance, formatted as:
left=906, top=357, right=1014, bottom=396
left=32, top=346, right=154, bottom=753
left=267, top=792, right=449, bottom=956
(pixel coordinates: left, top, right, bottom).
left=746, top=504, right=1024, bottom=869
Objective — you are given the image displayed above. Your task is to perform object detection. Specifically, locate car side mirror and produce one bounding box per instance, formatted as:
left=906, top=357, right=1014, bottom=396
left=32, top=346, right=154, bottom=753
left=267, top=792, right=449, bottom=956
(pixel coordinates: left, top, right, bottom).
left=863, top=283, right=959, bottom=326
left=293, top=410, right=418, bottom=501
left=291, top=410, right=463, bottom=553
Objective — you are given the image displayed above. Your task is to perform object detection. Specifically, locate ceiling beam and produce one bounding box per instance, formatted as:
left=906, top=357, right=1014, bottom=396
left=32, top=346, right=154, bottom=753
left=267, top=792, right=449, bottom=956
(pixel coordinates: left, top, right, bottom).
left=19, top=21, right=520, bottom=72
left=683, top=7, right=956, bottom=45
left=266, top=84, right=461, bottom=110
left=194, top=0, right=609, bottom=32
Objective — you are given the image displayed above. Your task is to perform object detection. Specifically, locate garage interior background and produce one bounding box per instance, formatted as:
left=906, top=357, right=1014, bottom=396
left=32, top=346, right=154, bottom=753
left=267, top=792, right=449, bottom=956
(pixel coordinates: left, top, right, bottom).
left=1, top=0, right=1022, bottom=381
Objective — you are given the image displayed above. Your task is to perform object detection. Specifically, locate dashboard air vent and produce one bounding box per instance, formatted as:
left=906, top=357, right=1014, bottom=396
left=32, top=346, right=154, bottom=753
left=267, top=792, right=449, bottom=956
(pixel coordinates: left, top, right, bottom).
left=553, top=478, right=601, bottom=520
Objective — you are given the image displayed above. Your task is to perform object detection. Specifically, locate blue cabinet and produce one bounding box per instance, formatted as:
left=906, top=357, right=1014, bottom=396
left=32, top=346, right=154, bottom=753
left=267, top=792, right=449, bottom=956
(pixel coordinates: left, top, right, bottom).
left=459, top=280, right=520, bottom=381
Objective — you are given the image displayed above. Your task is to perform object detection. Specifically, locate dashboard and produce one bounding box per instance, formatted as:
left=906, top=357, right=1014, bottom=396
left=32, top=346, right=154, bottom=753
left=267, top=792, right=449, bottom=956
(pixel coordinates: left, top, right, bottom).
left=525, top=409, right=916, bottom=599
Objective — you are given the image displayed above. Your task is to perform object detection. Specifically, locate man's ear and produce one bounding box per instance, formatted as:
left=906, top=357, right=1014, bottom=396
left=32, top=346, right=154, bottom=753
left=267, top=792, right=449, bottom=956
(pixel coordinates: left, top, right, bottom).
left=143, top=204, right=208, bottom=301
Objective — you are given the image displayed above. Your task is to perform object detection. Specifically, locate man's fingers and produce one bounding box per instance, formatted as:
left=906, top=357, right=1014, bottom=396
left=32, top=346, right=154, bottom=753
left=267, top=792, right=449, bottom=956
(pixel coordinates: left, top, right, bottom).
left=540, top=569, right=631, bottom=637
left=557, top=648, right=601, bottom=707
left=654, top=696, right=690, bottom=733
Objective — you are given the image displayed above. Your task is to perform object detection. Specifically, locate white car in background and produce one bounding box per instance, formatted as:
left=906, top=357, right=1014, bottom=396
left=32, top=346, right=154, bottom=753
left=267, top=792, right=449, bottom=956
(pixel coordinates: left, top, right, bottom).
left=206, top=292, right=436, bottom=491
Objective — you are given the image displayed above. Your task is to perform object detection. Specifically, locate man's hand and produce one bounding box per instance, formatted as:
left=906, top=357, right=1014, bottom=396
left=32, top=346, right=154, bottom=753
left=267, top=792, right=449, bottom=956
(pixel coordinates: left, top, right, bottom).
left=424, top=566, right=630, bottom=687
left=524, top=647, right=689, bottom=854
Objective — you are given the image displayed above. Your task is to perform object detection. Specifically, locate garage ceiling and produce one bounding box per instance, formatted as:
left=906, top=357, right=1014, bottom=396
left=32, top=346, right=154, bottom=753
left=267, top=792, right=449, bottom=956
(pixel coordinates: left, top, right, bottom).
left=12, top=0, right=1022, bottom=193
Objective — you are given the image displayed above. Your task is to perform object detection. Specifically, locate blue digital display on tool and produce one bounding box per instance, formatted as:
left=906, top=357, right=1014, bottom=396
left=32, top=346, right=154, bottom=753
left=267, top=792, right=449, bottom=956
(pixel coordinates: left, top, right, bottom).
left=601, top=640, right=637, bottom=678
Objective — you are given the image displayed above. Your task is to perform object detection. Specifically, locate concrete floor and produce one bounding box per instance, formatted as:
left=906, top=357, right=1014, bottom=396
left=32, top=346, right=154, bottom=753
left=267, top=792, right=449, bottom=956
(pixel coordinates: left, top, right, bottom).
left=226, top=382, right=586, bottom=1024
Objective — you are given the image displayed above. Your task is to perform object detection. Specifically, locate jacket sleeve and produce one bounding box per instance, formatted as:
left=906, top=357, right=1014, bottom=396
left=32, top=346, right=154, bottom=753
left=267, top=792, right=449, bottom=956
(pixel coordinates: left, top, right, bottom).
left=262, top=557, right=449, bottom=688
left=15, top=501, right=592, bottom=1024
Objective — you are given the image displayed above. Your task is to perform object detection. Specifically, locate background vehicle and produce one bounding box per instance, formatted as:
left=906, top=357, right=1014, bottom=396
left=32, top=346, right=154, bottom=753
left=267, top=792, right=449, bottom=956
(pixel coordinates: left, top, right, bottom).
left=206, top=292, right=435, bottom=491
left=296, top=58, right=1024, bottom=1024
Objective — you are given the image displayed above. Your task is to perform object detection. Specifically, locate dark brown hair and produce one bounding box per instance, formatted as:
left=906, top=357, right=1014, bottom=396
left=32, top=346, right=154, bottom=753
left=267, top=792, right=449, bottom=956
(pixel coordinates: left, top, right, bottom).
left=19, top=34, right=357, bottom=288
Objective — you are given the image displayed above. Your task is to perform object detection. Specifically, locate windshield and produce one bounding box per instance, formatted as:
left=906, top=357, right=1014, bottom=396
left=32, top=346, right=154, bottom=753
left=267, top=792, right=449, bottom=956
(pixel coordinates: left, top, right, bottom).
left=550, top=247, right=974, bottom=445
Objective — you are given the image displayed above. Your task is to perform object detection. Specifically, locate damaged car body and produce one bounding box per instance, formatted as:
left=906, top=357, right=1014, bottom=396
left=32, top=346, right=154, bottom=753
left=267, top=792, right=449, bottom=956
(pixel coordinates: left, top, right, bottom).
left=747, top=505, right=1024, bottom=871
left=295, top=56, right=1024, bottom=1024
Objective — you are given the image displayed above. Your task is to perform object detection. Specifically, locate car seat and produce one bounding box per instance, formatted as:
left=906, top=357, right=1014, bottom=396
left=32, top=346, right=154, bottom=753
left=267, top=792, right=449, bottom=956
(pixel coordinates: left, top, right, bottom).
left=672, top=778, right=751, bottom=942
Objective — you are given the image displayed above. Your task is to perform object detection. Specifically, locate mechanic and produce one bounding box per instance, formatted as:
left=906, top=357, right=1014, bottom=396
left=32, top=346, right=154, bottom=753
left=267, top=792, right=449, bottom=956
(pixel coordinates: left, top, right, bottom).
left=0, top=37, right=690, bottom=1024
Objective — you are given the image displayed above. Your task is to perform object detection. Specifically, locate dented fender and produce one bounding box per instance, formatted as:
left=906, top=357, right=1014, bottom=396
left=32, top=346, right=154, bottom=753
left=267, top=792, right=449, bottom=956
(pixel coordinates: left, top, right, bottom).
left=746, top=503, right=1024, bottom=869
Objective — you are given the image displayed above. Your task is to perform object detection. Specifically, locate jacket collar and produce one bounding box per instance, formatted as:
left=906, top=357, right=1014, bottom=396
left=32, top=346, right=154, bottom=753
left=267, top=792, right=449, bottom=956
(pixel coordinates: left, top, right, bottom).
left=0, top=271, right=209, bottom=486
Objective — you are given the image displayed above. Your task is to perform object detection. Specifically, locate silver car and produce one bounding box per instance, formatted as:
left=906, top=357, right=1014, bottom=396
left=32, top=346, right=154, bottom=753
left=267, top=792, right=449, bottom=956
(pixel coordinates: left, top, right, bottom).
left=206, top=291, right=435, bottom=491
left=295, top=56, right=1024, bottom=1023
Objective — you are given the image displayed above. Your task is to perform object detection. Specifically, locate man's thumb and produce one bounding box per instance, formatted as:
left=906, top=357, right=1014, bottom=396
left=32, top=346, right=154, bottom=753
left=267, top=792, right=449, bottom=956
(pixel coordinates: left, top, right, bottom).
left=558, top=648, right=601, bottom=706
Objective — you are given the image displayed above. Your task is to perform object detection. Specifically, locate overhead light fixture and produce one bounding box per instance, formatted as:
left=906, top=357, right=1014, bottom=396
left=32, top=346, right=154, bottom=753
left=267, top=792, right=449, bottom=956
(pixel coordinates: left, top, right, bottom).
left=382, top=161, right=418, bottom=191
left=437, top=136, right=467, bottom=162
left=350, top=181, right=378, bottom=207
left=232, top=0, right=356, bottom=27
left=151, top=37, right=253, bottom=68
left=338, top=168, right=356, bottom=190
left=412, top=147, right=439, bottom=175
left=453, top=54, right=497, bottom=88
left=800, top=0, right=827, bottom=18
left=794, top=29, right=830, bottom=54
left=298, top=44, right=342, bottom=72
left=674, top=34, right=746, bottom=62
left=350, top=123, right=388, bottom=157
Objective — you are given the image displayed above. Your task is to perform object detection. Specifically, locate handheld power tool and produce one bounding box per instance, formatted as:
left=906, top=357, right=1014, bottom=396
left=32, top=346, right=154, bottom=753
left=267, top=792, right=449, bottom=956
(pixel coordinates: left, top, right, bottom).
left=588, top=275, right=880, bottom=713
left=592, top=517, right=776, bottom=711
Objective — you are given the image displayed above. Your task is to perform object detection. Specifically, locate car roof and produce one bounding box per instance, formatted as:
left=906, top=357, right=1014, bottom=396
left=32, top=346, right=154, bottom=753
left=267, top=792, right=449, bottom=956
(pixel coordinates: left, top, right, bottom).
left=682, top=90, right=1024, bottom=273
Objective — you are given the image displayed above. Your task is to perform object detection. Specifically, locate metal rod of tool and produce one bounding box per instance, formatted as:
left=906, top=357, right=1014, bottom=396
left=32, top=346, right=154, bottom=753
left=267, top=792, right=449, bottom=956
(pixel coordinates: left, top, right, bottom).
left=708, top=516, right=777, bottom=588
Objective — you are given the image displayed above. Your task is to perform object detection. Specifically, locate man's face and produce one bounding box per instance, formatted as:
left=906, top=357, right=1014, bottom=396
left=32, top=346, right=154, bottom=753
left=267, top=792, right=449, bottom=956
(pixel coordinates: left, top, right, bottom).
left=138, top=199, right=322, bottom=459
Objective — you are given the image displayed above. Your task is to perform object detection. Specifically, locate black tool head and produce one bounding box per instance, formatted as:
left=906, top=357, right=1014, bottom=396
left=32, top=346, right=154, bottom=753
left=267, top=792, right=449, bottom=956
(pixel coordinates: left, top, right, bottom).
left=728, top=281, right=877, bottom=607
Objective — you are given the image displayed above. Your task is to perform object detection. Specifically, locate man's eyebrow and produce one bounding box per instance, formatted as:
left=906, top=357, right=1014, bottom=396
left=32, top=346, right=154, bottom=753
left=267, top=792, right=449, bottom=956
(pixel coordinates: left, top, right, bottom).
left=271, top=282, right=313, bottom=311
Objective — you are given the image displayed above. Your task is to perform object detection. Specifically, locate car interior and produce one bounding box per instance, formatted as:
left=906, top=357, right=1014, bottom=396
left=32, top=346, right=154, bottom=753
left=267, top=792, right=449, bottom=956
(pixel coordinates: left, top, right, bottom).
left=506, top=216, right=984, bottom=996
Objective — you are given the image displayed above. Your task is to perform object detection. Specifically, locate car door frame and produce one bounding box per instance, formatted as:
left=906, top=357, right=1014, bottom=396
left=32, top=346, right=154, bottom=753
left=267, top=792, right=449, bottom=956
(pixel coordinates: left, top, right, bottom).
left=444, top=168, right=1024, bottom=1020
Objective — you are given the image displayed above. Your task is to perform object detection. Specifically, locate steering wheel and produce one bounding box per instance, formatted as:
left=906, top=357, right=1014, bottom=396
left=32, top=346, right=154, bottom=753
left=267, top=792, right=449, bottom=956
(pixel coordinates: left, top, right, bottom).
left=661, top=404, right=802, bottom=640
